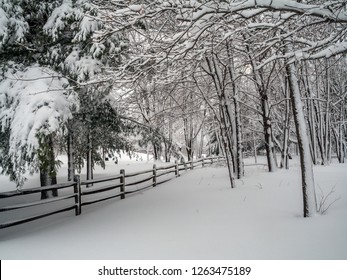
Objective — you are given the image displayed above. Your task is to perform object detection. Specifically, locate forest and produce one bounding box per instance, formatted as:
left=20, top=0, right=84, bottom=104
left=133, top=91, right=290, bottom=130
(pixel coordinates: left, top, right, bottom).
left=0, top=0, right=346, bottom=219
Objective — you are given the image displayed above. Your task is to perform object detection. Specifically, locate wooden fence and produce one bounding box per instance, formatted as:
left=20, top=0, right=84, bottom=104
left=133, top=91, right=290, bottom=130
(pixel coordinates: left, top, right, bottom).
left=0, top=156, right=225, bottom=229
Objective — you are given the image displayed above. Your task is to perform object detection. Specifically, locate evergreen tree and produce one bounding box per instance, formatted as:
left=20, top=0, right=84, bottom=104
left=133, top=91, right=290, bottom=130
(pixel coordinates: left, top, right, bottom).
left=0, top=0, right=131, bottom=193
left=0, top=65, right=73, bottom=191
left=0, top=1, right=75, bottom=193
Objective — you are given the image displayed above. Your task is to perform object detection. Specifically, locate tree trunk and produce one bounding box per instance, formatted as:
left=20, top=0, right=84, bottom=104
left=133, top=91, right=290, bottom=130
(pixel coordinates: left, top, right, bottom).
left=324, top=59, right=331, bottom=165
left=146, top=143, right=150, bottom=161
left=40, top=170, right=57, bottom=199
left=339, top=103, right=345, bottom=163
left=314, top=100, right=326, bottom=164
left=164, top=142, right=171, bottom=162
left=286, top=56, right=317, bottom=217
left=67, top=125, right=75, bottom=181
left=152, top=141, right=160, bottom=161
left=86, top=130, right=93, bottom=187
left=216, top=128, right=224, bottom=156
left=261, top=94, right=277, bottom=172
left=165, top=112, right=173, bottom=162
left=40, top=134, right=58, bottom=199
left=280, top=85, right=290, bottom=169
left=219, top=109, right=236, bottom=189
left=249, top=60, right=277, bottom=172
left=245, top=38, right=277, bottom=173
left=183, top=117, right=194, bottom=161
left=205, top=55, right=236, bottom=188
left=226, top=44, right=244, bottom=178
left=304, top=63, right=318, bottom=165
left=198, top=126, right=204, bottom=158
left=253, top=132, right=258, bottom=164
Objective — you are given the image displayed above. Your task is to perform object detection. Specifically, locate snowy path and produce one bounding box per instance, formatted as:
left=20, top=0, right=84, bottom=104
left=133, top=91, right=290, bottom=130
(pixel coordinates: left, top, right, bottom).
left=0, top=161, right=346, bottom=259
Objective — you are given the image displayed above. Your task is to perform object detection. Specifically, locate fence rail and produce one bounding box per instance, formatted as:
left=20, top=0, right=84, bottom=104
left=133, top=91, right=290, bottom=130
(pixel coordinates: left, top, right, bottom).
left=0, top=156, right=225, bottom=229
left=0, top=182, right=76, bottom=198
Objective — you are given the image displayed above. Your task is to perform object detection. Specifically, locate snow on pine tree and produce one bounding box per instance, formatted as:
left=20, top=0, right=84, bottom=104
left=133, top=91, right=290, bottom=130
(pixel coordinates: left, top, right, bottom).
left=43, top=0, right=127, bottom=83
left=0, top=1, right=68, bottom=196
left=0, top=0, right=62, bottom=55
left=43, top=0, right=130, bottom=183
left=0, top=65, right=75, bottom=197
left=0, top=0, right=129, bottom=191
left=42, top=0, right=106, bottom=183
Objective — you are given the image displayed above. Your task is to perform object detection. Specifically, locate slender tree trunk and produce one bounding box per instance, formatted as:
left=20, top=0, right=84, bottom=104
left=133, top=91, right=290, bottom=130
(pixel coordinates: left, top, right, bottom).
left=234, top=94, right=243, bottom=178
left=207, top=55, right=237, bottom=170
left=279, top=74, right=291, bottom=169
left=286, top=54, right=317, bottom=217
left=314, top=101, right=326, bottom=164
left=262, top=95, right=277, bottom=172
left=164, top=142, right=171, bottom=162
left=308, top=98, right=318, bottom=165
left=86, top=129, right=93, bottom=187
left=224, top=97, right=237, bottom=173
left=253, top=132, right=258, bottom=164
left=152, top=141, right=160, bottom=161
left=227, top=44, right=243, bottom=178
left=324, top=59, right=331, bottom=165
left=204, top=55, right=236, bottom=188
left=67, top=124, right=75, bottom=181
left=249, top=61, right=277, bottom=172
left=164, top=124, right=172, bottom=162
left=183, top=117, right=193, bottom=161
left=216, top=128, right=224, bottom=156
left=333, top=127, right=344, bottom=163
left=304, top=62, right=318, bottom=164
left=244, top=36, right=277, bottom=172
left=198, top=126, right=204, bottom=158
left=339, top=102, right=345, bottom=163
left=280, top=96, right=290, bottom=169
left=146, top=143, right=150, bottom=161
left=219, top=107, right=236, bottom=188
left=165, top=112, right=173, bottom=162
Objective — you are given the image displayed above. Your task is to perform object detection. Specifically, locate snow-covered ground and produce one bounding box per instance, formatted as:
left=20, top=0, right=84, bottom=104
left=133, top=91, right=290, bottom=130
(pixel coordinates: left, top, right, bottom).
left=0, top=155, right=346, bottom=259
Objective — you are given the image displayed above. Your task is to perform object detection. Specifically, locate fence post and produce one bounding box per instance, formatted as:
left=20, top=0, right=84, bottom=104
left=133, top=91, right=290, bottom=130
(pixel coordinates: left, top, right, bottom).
left=190, top=160, right=194, bottom=170
left=211, top=157, right=213, bottom=165
left=73, top=175, right=82, bottom=216
left=175, top=160, right=179, bottom=177
left=153, top=164, right=157, bottom=187
left=120, top=169, right=125, bottom=199
left=202, top=158, right=205, bottom=168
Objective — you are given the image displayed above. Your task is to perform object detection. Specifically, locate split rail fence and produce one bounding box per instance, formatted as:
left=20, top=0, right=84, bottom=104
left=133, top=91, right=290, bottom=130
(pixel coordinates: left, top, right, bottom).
left=0, top=156, right=225, bottom=229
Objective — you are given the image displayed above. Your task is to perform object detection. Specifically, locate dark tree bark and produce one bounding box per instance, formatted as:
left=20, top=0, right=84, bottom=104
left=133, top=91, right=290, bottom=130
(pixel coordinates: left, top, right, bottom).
left=86, top=129, right=93, bottom=187
left=67, top=123, right=75, bottom=181
left=204, top=55, right=236, bottom=188
left=39, top=134, right=58, bottom=199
